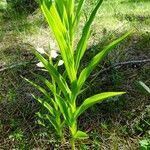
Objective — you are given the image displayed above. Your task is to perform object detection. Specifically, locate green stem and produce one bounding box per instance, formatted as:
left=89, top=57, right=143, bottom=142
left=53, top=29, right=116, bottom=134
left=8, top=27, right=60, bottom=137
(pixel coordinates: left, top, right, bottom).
left=70, top=138, right=75, bottom=150
left=70, top=120, right=77, bottom=150
left=60, top=132, right=65, bottom=144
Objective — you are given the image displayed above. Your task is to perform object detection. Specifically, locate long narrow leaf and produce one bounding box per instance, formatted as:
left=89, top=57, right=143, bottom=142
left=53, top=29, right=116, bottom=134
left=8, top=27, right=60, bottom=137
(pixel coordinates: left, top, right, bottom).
left=46, top=114, right=61, bottom=133
left=74, top=130, right=89, bottom=139
left=33, top=49, right=71, bottom=97
left=77, top=32, right=131, bottom=91
left=73, top=0, right=86, bottom=29
left=55, top=95, right=71, bottom=126
left=24, top=77, right=55, bottom=105
left=32, top=94, right=56, bottom=117
left=75, top=0, right=103, bottom=70
left=32, top=73, right=55, bottom=94
left=40, top=1, right=76, bottom=82
left=75, top=92, right=125, bottom=118
left=55, top=0, right=69, bottom=29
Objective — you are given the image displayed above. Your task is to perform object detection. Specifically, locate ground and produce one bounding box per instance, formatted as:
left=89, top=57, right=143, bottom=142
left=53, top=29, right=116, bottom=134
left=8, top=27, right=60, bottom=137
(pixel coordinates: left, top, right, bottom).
left=0, top=0, right=150, bottom=149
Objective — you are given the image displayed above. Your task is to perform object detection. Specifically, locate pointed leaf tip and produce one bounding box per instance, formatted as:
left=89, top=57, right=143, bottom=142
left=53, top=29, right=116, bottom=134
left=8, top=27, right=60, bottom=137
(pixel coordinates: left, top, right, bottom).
left=74, top=130, right=89, bottom=139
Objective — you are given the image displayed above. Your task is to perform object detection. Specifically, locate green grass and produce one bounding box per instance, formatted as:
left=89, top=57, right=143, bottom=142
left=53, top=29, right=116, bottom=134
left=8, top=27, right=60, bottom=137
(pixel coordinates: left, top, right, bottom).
left=0, top=0, right=150, bottom=149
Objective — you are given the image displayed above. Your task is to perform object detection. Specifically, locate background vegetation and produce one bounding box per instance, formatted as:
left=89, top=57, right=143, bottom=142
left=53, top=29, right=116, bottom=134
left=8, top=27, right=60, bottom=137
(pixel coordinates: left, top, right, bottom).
left=0, top=0, right=150, bottom=149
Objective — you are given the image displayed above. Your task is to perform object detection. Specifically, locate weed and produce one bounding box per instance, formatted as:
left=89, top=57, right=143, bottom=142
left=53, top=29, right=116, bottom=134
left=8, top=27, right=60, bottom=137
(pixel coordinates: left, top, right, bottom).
left=25, top=0, right=130, bottom=149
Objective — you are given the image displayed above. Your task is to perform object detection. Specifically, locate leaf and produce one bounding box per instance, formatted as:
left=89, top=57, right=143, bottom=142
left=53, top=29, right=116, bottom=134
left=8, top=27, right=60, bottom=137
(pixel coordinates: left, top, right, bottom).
left=23, top=77, right=55, bottom=103
left=77, top=32, right=131, bottom=91
left=74, top=130, right=89, bottom=139
left=46, top=114, right=60, bottom=133
left=32, top=94, right=56, bottom=117
left=75, top=0, right=103, bottom=71
left=75, top=92, right=125, bottom=118
left=73, top=0, right=86, bottom=29
left=55, top=95, right=71, bottom=125
left=55, top=0, right=69, bottom=29
left=32, top=73, right=55, bottom=94
left=33, top=49, right=71, bottom=97
left=40, top=1, right=76, bottom=82
left=136, top=81, right=150, bottom=95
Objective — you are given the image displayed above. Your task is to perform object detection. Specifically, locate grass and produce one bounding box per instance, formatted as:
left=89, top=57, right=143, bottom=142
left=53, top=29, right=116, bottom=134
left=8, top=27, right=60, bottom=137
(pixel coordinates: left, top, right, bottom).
left=0, top=0, right=150, bottom=149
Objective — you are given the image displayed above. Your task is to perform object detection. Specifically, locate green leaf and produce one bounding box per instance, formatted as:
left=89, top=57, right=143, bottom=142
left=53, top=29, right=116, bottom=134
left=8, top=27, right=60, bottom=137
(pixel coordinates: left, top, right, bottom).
left=55, top=95, right=71, bottom=125
left=23, top=77, right=55, bottom=103
left=73, top=0, right=86, bottom=29
left=55, top=0, right=69, bottom=29
left=75, top=92, right=125, bottom=118
left=46, top=114, right=61, bottom=133
left=40, top=1, right=76, bottom=82
left=74, top=130, right=89, bottom=139
left=32, top=94, right=56, bottom=117
left=77, top=32, right=131, bottom=91
left=33, top=49, right=71, bottom=97
left=32, top=73, right=55, bottom=94
left=75, top=0, right=103, bottom=71
left=137, top=81, right=150, bottom=95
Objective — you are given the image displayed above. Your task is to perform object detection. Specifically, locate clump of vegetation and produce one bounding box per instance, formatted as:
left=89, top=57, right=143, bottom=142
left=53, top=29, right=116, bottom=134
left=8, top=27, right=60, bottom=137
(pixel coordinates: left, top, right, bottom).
left=0, top=0, right=150, bottom=149
left=24, top=0, right=131, bottom=149
left=7, top=0, right=38, bottom=13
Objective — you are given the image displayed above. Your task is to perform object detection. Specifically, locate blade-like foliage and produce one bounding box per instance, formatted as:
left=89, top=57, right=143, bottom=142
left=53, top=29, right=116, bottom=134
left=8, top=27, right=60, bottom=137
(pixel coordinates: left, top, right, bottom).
left=46, top=114, right=63, bottom=135
left=77, top=32, right=131, bottom=91
left=40, top=0, right=76, bottom=82
left=74, top=130, right=89, bottom=139
left=73, top=0, right=86, bottom=30
left=137, top=81, right=150, bottom=95
left=33, top=49, right=71, bottom=96
left=55, top=0, right=69, bottom=29
left=75, top=92, right=125, bottom=118
left=75, top=0, right=103, bottom=70
left=32, top=94, right=56, bottom=117
left=24, top=77, right=54, bottom=102
left=32, top=73, right=55, bottom=94
left=55, top=95, right=71, bottom=125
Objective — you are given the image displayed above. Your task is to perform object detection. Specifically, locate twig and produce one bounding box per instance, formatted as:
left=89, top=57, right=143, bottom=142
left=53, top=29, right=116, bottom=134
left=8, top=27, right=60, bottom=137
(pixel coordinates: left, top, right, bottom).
left=0, top=59, right=149, bottom=74
left=0, top=60, right=38, bottom=72
left=99, top=59, right=150, bottom=74
left=91, top=59, right=150, bottom=82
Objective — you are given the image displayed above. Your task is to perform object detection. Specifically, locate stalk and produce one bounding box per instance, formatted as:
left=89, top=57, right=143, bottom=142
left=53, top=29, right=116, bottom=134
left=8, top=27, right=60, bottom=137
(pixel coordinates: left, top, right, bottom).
left=70, top=138, right=75, bottom=150
left=70, top=119, right=77, bottom=150
left=59, top=129, right=65, bottom=144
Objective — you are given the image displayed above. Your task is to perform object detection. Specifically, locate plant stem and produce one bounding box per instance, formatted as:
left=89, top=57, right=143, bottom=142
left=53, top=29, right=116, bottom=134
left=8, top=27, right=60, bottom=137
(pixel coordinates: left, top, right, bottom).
left=70, top=138, right=75, bottom=150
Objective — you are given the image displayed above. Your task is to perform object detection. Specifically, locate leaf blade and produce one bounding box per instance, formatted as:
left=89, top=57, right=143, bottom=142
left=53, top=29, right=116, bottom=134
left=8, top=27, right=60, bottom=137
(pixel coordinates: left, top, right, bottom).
left=75, top=92, right=125, bottom=118
left=75, top=0, right=103, bottom=70
left=33, top=49, right=71, bottom=97
left=74, top=130, right=89, bottom=139
left=77, top=32, right=132, bottom=91
left=32, top=94, right=56, bottom=117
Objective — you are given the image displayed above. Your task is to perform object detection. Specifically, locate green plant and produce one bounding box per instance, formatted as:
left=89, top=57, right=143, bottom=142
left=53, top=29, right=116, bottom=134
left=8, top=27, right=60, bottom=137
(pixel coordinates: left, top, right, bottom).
left=25, top=0, right=131, bottom=149
left=7, top=0, right=38, bottom=13
left=139, top=139, right=150, bottom=150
